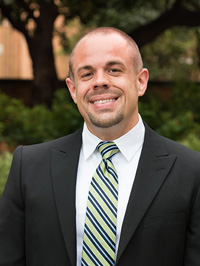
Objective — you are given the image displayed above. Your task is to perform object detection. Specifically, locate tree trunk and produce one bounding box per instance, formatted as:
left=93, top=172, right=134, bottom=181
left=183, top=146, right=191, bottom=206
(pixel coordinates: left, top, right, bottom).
left=30, top=39, right=59, bottom=107
left=26, top=3, right=59, bottom=107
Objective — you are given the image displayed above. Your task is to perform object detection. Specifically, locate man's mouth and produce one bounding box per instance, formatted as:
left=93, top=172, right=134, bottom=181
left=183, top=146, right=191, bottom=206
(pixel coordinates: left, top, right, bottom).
left=92, top=98, right=118, bottom=104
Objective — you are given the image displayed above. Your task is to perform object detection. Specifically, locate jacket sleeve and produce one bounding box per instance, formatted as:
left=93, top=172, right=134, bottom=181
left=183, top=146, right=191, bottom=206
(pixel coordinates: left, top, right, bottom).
left=0, top=146, right=25, bottom=266
left=184, top=172, right=200, bottom=266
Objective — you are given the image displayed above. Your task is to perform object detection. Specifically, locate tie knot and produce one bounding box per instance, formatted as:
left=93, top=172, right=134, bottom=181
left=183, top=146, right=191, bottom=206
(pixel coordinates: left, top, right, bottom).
left=97, top=141, right=119, bottom=160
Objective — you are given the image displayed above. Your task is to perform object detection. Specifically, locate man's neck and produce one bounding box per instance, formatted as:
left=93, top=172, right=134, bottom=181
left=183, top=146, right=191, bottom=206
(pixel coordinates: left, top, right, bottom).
left=85, top=116, right=140, bottom=141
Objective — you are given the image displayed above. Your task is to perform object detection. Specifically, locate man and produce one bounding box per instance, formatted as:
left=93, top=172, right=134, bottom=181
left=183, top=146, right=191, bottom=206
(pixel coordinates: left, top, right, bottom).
left=0, top=27, right=200, bottom=266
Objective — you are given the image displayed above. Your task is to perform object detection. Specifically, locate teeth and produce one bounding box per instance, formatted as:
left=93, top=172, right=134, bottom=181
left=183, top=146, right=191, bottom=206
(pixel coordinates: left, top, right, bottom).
left=93, top=99, right=115, bottom=104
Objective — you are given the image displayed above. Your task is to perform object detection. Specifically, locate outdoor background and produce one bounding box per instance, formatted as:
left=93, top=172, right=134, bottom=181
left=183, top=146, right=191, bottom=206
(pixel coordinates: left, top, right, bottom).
left=0, top=0, right=200, bottom=196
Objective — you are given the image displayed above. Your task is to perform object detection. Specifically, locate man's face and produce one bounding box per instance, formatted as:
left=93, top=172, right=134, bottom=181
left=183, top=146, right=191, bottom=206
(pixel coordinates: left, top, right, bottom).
left=67, top=33, right=148, bottom=139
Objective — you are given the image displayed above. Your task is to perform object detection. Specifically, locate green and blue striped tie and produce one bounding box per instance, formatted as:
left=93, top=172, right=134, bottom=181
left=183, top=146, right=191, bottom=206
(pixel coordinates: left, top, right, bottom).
left=81, top=141, right=119, bottom=266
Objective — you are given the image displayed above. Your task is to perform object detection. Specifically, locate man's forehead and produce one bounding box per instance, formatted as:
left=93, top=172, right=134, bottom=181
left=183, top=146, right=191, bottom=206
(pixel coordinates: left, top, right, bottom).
left=68, top=29, right=142, bottom=79
left=75, top=32, right=129, bottom=54
left=73, top=44, right=131, bottom=73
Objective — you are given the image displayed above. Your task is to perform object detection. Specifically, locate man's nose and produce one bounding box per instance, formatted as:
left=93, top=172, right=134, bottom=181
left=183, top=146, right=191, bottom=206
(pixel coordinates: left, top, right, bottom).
left=92, top=71, right=110, bottom=89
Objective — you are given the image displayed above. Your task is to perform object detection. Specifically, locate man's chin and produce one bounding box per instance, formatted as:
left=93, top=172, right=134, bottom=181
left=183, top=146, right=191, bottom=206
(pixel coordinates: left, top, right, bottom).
left=89, top=115, right=124, bottom=129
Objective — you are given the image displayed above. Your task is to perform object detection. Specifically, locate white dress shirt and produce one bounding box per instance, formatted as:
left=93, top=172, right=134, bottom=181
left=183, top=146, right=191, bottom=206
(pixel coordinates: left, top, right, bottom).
left=76, top=115, right=145, bottom=266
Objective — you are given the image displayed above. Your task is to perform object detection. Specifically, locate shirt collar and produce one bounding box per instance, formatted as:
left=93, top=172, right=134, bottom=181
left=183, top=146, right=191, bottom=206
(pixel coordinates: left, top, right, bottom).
left=82, top=114, right=145, bottom=162
left=82, top=124, right=102, bottom=160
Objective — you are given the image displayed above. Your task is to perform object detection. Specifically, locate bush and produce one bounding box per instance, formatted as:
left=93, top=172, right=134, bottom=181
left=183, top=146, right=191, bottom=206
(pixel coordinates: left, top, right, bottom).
left=0, top=88, right=84, bottom=195
left=0, top=93, right=27, bottom=145
left=0, top=152, right=13, bottom=196
left=1, top=82, right=200, bottom=195
left=139, top=80, right=200, bottom=148
left=178, top=132, right=200, bottom=152
left=51, top=89, right=83, bottom=138
left=0, top=89, right=83, bottom=146
left=0, top=81, right=200, bottom=148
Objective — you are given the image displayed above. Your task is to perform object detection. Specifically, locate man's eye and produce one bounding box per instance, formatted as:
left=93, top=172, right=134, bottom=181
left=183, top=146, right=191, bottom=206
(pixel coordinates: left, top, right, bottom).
left=81, top=72, right=93, bottom=78
left=108, top=68, right=121, bottom=73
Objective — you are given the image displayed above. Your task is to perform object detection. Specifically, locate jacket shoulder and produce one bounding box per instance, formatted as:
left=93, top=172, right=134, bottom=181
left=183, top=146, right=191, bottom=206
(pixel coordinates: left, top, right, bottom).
left=18, top=128, right=83, bottom=156
left=144, top=122, right=200, bottom=162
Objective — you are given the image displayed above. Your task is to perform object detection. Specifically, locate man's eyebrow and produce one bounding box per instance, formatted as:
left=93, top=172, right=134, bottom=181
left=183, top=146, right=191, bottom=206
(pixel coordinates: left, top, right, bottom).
left=106, top=61, right=126, bottom=68
left=77, top=65, right=93, bottom=74
left=76, top=61, right=125, bottom=74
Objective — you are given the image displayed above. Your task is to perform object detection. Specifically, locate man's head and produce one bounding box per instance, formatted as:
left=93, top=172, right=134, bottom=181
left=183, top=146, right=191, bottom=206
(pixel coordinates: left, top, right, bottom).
left=68, top=27, right=143, bottom=81
left=66, top=27, right=149, bottom=140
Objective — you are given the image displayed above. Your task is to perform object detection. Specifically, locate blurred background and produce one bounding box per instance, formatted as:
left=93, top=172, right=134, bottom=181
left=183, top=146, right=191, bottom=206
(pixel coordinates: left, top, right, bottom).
left=0, top=0, right=200, bottom=195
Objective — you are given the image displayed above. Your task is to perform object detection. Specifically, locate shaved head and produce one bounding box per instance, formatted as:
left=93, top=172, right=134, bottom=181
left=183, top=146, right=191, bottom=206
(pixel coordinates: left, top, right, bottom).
left=68, top=27, right=143, bottom=80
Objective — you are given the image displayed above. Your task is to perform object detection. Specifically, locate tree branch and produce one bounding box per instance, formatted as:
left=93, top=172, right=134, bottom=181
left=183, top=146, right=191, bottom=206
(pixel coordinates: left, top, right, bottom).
left=129, top=0, right=200, bottom=47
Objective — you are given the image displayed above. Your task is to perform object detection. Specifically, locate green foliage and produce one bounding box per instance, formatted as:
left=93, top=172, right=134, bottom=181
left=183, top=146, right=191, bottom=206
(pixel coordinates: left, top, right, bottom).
left=0, top=88, right=83, bottom=196
left=179, top=133, right=200, bottom=152
left=51, top=89, right=83, bottom=138
left=0, top=93, right=26, bottom=145
left=88, top=0, right=173, bottom=30
left=139, top=80, right=200, bottom=151
left=0, top=152, right=12, bottom=196
left=1, top=81, right=200, bottom=149
left=0, top=89, right=83, bottom=146
left=1, top=81, right=200, bottom=196
left=141, top=27, right=199, bottom=81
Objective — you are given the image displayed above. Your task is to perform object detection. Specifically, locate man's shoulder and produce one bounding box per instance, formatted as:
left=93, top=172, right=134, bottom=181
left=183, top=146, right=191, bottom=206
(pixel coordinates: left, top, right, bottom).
left=17, top=128, right=83, bottom=156
left=144, top=122, right=200, bottom=160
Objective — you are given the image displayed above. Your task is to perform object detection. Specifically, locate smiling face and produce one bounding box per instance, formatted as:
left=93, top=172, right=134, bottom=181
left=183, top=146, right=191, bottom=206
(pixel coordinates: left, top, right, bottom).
left=66, top=32, right=149, bottom=140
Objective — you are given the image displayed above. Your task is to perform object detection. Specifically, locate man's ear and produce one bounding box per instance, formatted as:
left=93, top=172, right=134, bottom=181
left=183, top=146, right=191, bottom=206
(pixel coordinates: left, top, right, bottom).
left=137, top=68, right=149, bottom=97
left=66, top=78, right=77, bottom=104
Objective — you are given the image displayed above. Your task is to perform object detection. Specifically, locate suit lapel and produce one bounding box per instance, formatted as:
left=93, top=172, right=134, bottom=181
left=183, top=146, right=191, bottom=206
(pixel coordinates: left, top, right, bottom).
left=51, top=129, right=82, bottom=266
left=116, top=124, right=177, bottom=264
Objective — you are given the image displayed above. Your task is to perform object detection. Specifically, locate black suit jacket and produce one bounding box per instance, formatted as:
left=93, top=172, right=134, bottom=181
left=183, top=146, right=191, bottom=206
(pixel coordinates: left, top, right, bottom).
left=0, top=123, right=200, bottom=266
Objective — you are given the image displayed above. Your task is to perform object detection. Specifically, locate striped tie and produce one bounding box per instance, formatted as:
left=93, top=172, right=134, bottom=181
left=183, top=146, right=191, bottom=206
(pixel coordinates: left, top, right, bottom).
left=81, top=141, right=119, bottom=266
